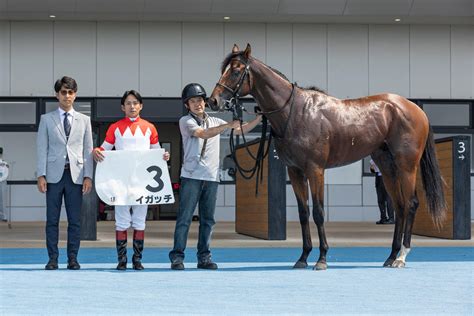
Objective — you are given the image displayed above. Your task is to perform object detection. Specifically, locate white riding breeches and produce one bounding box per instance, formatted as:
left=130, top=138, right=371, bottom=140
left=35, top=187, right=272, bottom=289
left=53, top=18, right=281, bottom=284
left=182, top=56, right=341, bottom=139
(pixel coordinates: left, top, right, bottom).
left=115, top=205, right=148, bottom=231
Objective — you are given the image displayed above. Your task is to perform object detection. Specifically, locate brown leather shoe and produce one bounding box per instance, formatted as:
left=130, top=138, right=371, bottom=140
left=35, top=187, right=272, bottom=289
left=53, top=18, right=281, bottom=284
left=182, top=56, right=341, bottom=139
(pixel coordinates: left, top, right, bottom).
left=116, top=261, right=127, bottom=270
left=45, top=259, right=58, bottom=270
left=171, top=262, right=184, bottom=270
left=67, top=258, right=81, bottom=270
left=197, top=261, right=218, bottom=270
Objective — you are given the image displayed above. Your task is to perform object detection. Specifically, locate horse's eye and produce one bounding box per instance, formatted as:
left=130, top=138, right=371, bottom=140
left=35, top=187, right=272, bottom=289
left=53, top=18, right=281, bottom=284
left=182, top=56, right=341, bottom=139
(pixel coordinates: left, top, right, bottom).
left=232, top=70, right=240, bottom=77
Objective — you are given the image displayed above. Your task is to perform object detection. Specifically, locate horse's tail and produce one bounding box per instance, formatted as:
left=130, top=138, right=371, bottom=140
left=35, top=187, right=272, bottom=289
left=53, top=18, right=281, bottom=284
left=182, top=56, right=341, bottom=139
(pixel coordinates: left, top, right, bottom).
left=419, top=126, right=447, bottom=227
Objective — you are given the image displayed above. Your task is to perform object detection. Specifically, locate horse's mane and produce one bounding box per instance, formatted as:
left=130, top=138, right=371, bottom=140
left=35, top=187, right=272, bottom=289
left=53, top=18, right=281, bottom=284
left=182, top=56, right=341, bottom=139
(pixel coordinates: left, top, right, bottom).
left=222, top=51, right=327, bottom=95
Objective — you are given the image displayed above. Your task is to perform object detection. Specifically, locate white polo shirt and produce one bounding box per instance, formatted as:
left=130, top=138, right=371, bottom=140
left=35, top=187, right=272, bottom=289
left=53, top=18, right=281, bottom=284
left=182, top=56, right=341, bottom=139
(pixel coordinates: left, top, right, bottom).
left=179, top=112, right=227, bottom=182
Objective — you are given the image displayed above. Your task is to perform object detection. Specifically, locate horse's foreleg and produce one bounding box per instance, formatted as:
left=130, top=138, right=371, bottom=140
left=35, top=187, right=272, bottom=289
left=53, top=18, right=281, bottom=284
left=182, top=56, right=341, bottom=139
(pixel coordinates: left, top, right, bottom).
left=308, top=168, right=328, bottom=271
left=288, top=167, right=311, bottom=269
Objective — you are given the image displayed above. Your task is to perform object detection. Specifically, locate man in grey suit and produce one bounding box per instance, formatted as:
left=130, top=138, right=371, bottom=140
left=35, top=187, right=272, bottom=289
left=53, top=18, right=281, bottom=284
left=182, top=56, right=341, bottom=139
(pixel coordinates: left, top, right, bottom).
left=37, top=76, right=93, bottom=270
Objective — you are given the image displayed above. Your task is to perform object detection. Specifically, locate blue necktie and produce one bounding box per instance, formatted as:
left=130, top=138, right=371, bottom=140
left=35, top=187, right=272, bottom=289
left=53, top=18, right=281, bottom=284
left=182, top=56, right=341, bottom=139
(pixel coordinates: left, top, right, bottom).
left=64, top=113, right=71, bottom=165
left=64, top=112, right=71, bottom=137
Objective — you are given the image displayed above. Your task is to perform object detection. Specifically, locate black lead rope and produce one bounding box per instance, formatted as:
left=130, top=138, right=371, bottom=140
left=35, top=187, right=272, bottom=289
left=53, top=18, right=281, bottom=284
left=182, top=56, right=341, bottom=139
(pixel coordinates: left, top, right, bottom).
left=229, top=115, right=272, bottom=196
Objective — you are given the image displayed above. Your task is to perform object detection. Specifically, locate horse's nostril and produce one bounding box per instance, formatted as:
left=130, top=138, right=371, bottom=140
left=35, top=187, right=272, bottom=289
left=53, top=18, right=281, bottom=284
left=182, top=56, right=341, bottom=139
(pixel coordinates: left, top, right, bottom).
left=207, top=97, right=216, bottom=108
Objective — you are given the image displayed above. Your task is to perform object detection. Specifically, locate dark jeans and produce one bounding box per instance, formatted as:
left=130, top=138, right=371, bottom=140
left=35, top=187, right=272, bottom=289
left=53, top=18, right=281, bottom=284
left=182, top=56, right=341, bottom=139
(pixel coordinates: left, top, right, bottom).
left=46, top=169, right=83, bottom=260
left=375, top=175, right=394, bottom=220
left=169, top=177, right=218, bottom=264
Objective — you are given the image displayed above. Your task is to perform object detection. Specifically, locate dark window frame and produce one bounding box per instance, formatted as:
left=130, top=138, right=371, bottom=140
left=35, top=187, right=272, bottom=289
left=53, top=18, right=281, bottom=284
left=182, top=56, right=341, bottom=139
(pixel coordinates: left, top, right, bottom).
left=94, top=97, right=185, bottom=123
left=0, top=97, right=40, bottom=132
left=1, top=96, right=472, bottom=178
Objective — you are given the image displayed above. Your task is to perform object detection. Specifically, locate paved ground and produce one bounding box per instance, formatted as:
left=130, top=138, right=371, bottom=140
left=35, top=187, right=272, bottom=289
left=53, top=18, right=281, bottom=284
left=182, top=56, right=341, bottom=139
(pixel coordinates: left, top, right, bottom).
left=1, top=221, right=473, bottom=248
left=1, top=247, right=472, bottom=315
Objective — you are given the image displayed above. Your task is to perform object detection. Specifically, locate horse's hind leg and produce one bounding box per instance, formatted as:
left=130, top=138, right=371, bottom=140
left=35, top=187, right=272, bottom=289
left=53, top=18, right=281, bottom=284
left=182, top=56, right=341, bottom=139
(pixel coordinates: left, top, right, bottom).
left=392, top=171, right=419, bottom=268
left=375, top=151, right=419, bottom=268
left=372, top=149, right=404, bottom=267
left=288, top=167, right=312, bottom=269
left=308, top=167, right=328, bottom=270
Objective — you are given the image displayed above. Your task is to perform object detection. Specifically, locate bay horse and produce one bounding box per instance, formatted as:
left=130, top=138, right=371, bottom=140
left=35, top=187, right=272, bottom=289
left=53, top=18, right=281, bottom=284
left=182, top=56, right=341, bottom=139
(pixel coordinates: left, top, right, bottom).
left=208, top=44, right=446, bottom=270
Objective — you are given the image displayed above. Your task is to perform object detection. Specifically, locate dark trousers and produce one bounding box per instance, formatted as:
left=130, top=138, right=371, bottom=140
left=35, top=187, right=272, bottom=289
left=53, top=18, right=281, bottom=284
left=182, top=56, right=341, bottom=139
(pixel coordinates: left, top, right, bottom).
left=375, top=175, right=394, bottom=220
left=169, top=177, right=218, bottom=264
left=46, top=169, right=83, bottom=260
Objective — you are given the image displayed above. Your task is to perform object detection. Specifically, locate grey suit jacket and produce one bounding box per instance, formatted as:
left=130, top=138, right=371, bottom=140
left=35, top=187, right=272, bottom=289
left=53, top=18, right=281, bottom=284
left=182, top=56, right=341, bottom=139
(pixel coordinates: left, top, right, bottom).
left=37, top=109, right=93, bottom=184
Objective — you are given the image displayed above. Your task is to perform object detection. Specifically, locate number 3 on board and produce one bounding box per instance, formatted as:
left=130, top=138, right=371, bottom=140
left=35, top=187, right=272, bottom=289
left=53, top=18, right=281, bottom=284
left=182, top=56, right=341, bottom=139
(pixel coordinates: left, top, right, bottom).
left=146, top=165, right=164, bottom=192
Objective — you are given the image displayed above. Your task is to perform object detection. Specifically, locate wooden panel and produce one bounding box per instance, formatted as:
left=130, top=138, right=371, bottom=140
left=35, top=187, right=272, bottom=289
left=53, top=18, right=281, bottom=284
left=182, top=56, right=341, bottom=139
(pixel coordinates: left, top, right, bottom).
left=235, top=138, right=286, bottom=240
left=235, top=140, right=269, bottom=238
left=413, top=141, right=453, bottom=238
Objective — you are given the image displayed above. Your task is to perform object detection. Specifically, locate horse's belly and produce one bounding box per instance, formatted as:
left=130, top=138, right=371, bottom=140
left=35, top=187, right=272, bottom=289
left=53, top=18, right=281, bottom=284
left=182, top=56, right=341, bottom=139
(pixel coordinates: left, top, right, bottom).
left=274, top=140, right=325, bottom=169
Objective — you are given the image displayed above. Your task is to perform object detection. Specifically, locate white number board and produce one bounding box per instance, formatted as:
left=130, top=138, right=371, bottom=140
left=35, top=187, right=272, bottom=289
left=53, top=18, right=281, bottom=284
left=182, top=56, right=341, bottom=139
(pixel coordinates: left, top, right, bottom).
left=95, top=149, right=175, bottom=206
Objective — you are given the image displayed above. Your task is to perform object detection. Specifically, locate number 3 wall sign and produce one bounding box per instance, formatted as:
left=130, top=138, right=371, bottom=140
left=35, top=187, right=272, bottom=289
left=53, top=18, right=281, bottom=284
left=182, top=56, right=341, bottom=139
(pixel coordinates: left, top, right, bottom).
left=95, top=149, right=175, bottom=206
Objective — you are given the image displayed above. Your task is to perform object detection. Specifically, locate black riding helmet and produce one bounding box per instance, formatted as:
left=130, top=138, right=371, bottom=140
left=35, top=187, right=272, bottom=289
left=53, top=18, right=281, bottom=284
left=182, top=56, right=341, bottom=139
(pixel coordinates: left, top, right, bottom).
left=182, top=83, right=206, bottom=105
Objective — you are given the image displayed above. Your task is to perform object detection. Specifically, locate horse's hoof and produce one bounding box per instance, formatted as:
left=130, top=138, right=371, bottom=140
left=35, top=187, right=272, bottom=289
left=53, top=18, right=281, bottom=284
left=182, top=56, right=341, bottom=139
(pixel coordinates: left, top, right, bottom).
left=391, top=260, right=405, bottom=268
left=383, top=259, right=394, bottom=267
left=313, top=262, right=327, bottom=271
left=293, top=261, right=308, bottom=269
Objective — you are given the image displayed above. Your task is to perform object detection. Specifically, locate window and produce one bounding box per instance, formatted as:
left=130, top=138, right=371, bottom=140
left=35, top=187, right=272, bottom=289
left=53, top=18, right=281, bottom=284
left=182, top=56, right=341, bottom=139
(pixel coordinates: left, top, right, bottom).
left=0, top=132, right=38, bottom=181
left=422, top=103, right=470, bottom=127
left=0, top=101, right=38, bottom=131
left=95, top=98, right=183, bottom=122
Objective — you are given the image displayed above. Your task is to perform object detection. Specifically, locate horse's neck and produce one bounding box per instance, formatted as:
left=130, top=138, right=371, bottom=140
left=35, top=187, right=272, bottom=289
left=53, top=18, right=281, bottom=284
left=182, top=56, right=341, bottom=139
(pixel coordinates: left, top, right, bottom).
left=249, top=60, right=294, bottom=136
left=249, top=61, right=292, bottom=109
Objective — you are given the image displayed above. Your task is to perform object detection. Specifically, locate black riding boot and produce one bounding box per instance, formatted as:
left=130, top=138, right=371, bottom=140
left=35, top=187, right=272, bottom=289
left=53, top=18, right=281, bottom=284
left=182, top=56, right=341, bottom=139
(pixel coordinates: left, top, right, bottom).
left=116, top=230, right=127, bottom=270
left=132, top=230, right=144, bottom=270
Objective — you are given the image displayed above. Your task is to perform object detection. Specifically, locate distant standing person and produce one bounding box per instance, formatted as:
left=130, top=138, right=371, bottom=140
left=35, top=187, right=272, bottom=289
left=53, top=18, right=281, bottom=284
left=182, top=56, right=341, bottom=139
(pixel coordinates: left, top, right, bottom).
left=37, top=76, right=93, bottom=270
left=370, top=159, right=394, bottom=224
left=0, top=147, right=9, bottom=221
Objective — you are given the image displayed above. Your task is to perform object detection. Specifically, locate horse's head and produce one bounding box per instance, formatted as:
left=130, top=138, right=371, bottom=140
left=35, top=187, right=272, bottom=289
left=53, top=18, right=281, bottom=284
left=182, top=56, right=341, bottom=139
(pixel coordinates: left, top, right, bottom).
left=208, top=44, right=252, bottom=112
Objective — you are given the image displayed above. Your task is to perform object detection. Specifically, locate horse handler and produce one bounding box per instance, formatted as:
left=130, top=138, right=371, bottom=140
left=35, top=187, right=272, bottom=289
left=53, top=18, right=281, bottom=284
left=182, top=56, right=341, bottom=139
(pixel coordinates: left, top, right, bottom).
left=93, top=90, right=169, bottom=270
left=169, top=83, right=261, bottom=270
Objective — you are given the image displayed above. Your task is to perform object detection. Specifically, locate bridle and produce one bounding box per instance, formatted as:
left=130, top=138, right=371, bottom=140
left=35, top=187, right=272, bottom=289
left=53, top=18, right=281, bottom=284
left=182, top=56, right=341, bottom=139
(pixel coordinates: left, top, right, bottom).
left=215, top=59, right=251, bottom=121
left=214, top=57, right=271, bottom=195
left=213, top=56, right=297, bottom=194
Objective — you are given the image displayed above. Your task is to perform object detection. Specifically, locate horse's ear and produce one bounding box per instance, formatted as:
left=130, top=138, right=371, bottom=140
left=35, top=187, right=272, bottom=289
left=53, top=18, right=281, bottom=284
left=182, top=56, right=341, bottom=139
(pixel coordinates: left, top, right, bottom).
left=232, top=44, right=240, bottom=53
left=243, top=43, right=251, bottom=58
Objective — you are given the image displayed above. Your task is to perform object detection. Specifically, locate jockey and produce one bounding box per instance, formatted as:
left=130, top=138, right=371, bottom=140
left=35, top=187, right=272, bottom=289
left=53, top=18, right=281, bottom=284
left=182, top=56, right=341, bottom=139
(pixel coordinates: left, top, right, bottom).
left=93, top=90, right=169, bottom=270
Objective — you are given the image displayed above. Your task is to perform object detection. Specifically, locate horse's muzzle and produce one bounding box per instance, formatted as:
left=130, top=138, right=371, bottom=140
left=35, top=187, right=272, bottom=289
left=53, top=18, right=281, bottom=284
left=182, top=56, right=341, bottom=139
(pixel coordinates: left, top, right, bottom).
left=207, top=97, right=220, bottom=111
